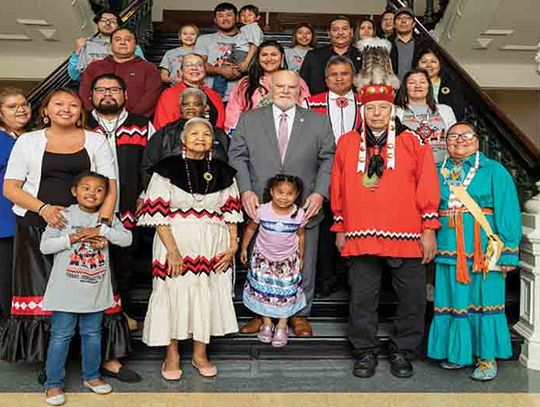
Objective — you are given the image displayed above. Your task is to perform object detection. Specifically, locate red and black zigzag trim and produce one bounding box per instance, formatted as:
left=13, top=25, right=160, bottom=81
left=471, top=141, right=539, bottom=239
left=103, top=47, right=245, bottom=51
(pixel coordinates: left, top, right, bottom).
left=93, top=124, right=149, bottom=147
left=345, top=229, right=421, bottom=240
left=169, top=208, right=223, bottom=220
left=152, top=255, right=220, bottom=280
left=138, top=197, right=171, bottom=218
left=220, top=196, right=242, bottom=213
left=115, top=125, right=149, bottom=147
left=120, top=210, right=137, bottom=229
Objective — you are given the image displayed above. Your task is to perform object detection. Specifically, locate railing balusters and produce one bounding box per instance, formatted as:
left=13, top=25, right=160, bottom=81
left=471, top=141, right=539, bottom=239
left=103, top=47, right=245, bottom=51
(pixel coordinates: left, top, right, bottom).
left=27, top=0, right=153, bottom=109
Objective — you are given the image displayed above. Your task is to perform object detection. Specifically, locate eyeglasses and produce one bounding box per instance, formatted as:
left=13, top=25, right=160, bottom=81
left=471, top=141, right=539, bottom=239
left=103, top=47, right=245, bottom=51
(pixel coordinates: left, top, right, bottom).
left=446, top=132, right=477, bottom=142
left=183, top=62, right=204, bottom=69
left=395, top=16, right=413, bottom=22
left=99, top=18, right=118, bottom=24
left=181, top=102, right=204, bottom=107
left=93, top=87, right=123, bottom=95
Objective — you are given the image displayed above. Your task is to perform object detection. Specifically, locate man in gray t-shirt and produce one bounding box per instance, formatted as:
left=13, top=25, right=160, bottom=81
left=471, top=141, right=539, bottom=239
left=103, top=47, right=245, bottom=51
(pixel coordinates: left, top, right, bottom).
left=389, top=7, right=424, bottom=81
left=195, top=2, right=242, bottom=101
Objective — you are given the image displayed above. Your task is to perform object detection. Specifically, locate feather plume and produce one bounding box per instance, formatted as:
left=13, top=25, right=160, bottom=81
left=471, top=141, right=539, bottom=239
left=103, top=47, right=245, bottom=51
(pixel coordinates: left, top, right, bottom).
left=355, top=38, right=400, bottom=91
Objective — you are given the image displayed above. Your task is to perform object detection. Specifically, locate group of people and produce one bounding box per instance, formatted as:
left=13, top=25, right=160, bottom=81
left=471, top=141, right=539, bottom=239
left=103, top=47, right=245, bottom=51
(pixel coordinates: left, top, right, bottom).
left=0, top=2, right=524, bottom=406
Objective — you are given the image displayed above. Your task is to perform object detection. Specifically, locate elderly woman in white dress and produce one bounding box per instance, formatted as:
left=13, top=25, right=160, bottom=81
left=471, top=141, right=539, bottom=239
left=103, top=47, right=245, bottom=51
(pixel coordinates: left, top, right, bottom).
left=138, top=117, right=242, bottom=379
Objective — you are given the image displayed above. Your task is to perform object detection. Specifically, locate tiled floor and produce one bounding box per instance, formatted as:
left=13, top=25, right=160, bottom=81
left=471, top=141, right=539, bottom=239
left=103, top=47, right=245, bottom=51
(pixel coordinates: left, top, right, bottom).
left=2, top=359, right=540, bottom=394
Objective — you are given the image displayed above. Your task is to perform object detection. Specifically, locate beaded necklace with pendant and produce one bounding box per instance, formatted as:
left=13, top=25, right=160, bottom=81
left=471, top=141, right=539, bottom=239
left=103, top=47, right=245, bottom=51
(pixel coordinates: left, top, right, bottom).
left=183, top=155, right=213, bottom=202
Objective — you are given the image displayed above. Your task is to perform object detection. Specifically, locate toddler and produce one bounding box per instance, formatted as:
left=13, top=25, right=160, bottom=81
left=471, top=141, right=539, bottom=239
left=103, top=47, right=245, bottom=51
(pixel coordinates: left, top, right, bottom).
left=234, top=4, right=264, bottom=72
left=241, top=175, right=306, bottom=348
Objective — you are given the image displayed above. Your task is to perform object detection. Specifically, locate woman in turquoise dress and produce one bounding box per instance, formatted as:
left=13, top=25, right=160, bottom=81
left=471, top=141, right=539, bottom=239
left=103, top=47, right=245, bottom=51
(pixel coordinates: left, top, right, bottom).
left=427, top=122, right=522, bottom=381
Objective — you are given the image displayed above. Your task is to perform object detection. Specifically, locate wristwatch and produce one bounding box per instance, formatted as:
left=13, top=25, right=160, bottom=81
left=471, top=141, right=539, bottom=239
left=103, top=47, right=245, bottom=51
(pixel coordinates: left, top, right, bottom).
left=98, top=217, right=112, bottom=227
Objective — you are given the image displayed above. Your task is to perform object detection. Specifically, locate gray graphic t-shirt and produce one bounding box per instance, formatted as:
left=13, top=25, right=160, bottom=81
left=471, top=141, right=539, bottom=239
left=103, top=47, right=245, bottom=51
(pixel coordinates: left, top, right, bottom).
left=195, top=31, right=241, bottom=100
left=41, top=205, right=132, bottom=313
left=159, top=47, right=192, bottom=80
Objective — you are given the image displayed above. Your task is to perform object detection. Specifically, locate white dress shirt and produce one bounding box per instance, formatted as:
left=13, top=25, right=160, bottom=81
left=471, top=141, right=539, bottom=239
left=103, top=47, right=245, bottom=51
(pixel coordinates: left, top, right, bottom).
left=328, top=90, right=356, bottom=141
left=272, top=104, right=296, bottom=144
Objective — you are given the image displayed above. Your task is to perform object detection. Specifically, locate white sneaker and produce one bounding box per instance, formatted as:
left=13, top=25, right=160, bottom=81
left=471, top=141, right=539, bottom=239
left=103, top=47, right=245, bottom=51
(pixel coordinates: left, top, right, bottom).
left=83, top=380, right=113, bottom=394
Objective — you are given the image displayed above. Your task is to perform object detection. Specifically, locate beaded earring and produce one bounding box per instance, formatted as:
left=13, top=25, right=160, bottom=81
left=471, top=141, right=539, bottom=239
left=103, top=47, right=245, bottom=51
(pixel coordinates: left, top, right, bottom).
left=43, top=116, right=50, bottom=125
left=182, top=145, right=186, bottom=160
left=207, top=149, right=213, bottom=161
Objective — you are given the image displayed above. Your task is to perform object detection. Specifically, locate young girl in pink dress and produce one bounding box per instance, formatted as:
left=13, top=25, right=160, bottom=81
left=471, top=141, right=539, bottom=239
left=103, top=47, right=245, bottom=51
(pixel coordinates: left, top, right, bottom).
left=240, top=175, right=306, bottom=348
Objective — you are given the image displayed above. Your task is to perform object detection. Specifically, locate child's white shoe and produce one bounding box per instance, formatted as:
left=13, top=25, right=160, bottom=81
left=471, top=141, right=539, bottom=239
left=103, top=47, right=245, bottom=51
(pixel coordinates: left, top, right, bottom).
left=83, top=380, right=112, bottom=394
left=45, top=391, right=66, bottom=406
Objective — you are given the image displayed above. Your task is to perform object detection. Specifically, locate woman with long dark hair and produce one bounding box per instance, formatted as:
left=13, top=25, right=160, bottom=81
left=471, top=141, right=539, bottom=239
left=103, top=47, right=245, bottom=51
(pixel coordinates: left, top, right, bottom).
left=284, top=23, right=316, bottom=73
left=1, top=88, right=117, bottom=376
left=395, top=68, right=457, bottom=164
left=417, top=48, right=466, bottom=120
left=225, top=40, right=310, bottom=134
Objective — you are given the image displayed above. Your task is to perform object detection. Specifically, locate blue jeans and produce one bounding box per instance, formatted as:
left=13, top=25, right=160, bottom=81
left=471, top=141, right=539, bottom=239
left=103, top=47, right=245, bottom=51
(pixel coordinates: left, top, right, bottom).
left=45, top=311, right=103, bottom=389
left=212, top=75, right=228, bottom=98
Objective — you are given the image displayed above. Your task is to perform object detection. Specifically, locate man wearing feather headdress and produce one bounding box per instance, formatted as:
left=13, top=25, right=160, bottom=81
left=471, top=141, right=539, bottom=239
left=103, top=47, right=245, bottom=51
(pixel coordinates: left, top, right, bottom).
left=330, top=41, right=441, bottom=378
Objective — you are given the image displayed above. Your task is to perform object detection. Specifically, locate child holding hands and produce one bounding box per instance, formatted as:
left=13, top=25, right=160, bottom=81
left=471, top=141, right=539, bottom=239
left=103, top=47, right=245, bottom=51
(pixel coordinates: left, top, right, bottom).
left=41, top=172, right=132, bottom=406
left=241, top=175, right=306, bottom=348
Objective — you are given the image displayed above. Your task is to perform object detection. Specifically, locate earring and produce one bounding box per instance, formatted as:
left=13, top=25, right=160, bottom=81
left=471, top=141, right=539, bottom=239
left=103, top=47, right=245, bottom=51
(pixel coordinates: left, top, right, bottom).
left=181, top=145, right=186, bottom=160
left=76, top=119, right=82, bottom=127
left=43, top=116, right=49, bottom=125
left=207, top=149, right=213, bottom=161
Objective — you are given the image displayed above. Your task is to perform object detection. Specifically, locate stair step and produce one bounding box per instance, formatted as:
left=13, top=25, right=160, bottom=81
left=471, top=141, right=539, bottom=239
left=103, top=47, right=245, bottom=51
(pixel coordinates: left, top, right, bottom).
left=127, top=320, right=524, bottom=360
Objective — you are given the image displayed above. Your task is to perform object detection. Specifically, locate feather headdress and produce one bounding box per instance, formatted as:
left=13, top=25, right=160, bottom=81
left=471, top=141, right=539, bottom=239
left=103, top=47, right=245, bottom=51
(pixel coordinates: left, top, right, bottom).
left=354, top=37, right=400, bottom=173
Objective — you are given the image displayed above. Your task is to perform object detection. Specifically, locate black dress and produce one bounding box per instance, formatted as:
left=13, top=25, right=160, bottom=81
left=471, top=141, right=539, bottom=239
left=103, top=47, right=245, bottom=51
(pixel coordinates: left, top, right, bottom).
left=0, top=150, right=130, bottom=362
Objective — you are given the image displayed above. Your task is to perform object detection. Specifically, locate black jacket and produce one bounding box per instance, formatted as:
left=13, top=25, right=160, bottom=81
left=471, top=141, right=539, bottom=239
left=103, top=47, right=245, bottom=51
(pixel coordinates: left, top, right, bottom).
left=389, top=34, right=428, bottom=77
left=437, top=71, right=467, bottom=120
left=299, top=45, right=362, bottom=95
left=140, top=118, right=230, bottom=189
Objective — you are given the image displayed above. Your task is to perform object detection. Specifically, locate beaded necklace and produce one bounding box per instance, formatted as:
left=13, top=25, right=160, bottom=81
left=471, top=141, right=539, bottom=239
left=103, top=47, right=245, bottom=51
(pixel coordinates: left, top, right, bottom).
left=440, top=151, right=480, bottom=210
left=182, top=150, right=213, bottom=202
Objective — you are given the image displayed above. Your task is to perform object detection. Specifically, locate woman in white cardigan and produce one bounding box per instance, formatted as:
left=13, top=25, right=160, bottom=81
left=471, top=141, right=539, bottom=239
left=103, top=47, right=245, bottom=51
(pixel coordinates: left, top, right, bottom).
left=1, top=88, right=117, bottom=384
left=395, top=68, right=457, bottom=164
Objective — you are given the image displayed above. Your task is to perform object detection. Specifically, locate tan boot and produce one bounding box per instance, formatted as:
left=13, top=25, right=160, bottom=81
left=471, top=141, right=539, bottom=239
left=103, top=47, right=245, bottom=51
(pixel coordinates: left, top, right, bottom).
left=124, top=313, right=138, bottom=331
left=239, top=317, right=263, bottom=334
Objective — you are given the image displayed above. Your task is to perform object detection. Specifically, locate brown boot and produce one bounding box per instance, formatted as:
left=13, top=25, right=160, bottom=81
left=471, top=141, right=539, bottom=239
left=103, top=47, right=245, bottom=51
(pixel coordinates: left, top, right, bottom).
left=290, top=316, right=313, bottom=337
left=239, top=317, right=263, bottom=334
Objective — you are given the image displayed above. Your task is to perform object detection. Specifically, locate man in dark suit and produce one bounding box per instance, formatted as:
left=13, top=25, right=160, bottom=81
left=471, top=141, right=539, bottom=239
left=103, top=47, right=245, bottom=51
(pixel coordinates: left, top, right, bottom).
left=299, top=16, right=362, bottom=95
left=229, top=70, right=335, bottom=336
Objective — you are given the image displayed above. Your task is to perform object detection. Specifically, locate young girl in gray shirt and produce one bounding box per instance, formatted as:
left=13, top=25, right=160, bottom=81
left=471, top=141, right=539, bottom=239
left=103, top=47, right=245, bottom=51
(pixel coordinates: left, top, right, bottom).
left=41, top=171, right=132, bottom=406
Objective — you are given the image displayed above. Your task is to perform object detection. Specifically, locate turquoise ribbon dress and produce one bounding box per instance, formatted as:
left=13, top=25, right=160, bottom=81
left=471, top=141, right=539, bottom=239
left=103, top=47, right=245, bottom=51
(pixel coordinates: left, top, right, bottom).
left=427, top=152, right=522, bottom=365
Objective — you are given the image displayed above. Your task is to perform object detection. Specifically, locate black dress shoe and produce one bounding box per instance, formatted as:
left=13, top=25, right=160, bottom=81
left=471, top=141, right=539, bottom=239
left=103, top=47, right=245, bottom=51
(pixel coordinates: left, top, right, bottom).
left=353, top=353, right=378, bottom=378
left=315, top=283, right=337, bottom=298
left=101, top=366, right=142, bottom=383
left=37, top=367, right=46, bottom=385
left=390, top=353, right=414, bottom=378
